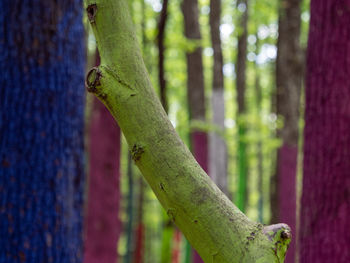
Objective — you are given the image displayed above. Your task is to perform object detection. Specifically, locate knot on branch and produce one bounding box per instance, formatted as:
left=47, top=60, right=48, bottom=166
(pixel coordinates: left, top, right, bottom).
left=87, top=4, right=97, bottom=23
left=85, top=67, right=102, bottom=93
left=131, top=144, right=144, bottom=161
left=263, top=223, right=291, bottom=262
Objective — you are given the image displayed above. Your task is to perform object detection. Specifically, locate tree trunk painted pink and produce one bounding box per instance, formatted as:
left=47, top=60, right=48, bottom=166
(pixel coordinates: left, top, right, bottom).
left=171, top=230, right=182, bottom=263
left=277, top=145, right=297, bottom=263
left=192, top=131, right=209, bottom=173
left=191, top=131, right=208, bottom=263
left=84, top=98, right=121, bottom=263
left=182, top=0, right=208, bottom=261
left=274, top=0, right=302, bottom=261
left=133, top=223, right=145, bottom=263
left=300, top=0, right=350, bottom=262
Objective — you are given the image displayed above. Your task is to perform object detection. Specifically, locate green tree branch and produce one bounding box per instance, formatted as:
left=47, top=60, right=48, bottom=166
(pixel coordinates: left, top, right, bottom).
left=84, top=0, right=291, bottom=262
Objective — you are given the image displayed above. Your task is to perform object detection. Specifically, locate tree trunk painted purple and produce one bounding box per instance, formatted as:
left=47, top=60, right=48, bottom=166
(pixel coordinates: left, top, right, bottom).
left=84, top=98, right=121, bottom=263
left=182, top=0, right=207, bottom=262
left=300, top=0, right=350, bottom=262
left=191, top=131, right=208, bottom=263
left=192, top=131, right=209, bottom=174
left=273, top=0, right=302, bottom=261
left=277, top=145, right=297, bottom=262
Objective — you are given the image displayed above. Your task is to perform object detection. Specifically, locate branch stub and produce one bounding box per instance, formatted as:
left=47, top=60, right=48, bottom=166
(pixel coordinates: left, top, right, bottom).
left=87, top=4, right=97, bottom=23
left=85, top=67, right=102, bottom=93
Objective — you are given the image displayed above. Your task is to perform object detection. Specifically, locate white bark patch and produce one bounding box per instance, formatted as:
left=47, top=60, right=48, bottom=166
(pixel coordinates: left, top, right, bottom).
left=209, top=89, right=228, bottom=195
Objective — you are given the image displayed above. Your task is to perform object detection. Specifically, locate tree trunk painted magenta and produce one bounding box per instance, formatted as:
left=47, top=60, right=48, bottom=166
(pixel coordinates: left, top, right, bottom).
left=182, top=0, right=208, bottom=261
left=0, top=1, right=85, bottom=262
left=84, top=0, right=292, bottom=262
left=84, top=97, right=121, bottom=263
left=273, top=0, right=302, bottom=262
left=300, top=0, right=350, bottom=262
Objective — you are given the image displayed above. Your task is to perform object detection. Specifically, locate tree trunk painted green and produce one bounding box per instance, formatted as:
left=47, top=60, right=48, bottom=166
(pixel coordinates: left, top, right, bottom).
left=235, top=0, right=249, bottom=213
left=84, top=0, right=291, bottom=262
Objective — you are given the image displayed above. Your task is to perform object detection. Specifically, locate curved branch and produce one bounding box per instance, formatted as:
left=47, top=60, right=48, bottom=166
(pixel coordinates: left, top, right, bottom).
left=84, top=0, right=291, bottom=262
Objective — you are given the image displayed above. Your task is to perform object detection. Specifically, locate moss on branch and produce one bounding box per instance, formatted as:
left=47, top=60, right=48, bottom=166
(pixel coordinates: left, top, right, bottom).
left=84, top=0, right=291, bottom=262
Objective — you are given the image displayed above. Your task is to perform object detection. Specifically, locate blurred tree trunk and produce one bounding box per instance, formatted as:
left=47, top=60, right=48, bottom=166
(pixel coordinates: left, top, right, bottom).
left=133, top=178, right=145, bottom=263
left=84, top=98, right=121, bottom=263
left=271, top=0, right=302, bottom=262
left=84, top=52, right=122, bottom=263
left=209, top=0, right=228, bottom=196
left=171, top=230, right=182, bottom=263
left=84, top=0, right=292, bottom=261
left=300, top=0, right=350, bottom=262
left=182, top=0, right=207, bottom=262
left=0, top=1, right=85, bottom=262
left=235, top=0, right=249, bottom=212
left=254, top=34, right=264, bottom=223
left=158, top=0, right=169, bottom=113
left=125, top=153, right=135, bottom=263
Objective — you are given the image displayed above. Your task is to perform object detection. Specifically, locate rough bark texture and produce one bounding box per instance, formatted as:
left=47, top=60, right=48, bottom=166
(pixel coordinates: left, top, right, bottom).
left=182, top=0, right=207, bottom=262
left=84, top=0, right=292, bottom=262
left=273, top=0, right=302, bottom=261
left=209, top=0, right=228, bottom=196
left=235, top=0, right=249, bottom=212
left=157, top=0, right=169, bottom=113
left=84, top=97, right=121, bottom=263
left=300, top=0, right=350, bottom=262
left=0, top=1, right=85, bottom=262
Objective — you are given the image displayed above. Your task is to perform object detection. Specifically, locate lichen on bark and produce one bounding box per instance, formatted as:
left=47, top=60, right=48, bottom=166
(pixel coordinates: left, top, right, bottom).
left=84, top=0, right=291, bottom=262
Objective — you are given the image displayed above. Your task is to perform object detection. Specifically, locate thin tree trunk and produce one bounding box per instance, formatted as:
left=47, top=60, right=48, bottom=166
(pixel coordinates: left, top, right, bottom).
left=84, top=51, right=122, bottom=263
left=0, top=1, right=85, bottom=262
left=254, top=35, right=264, bottom=223
left=160, top=217, right=173, bottom=263
left=125, top=153, right=135, bottom=263
left=300, top=0, right=350, bottom=262
left=157, top=0, right=169, bottom=113
left=235, top=0, right=249, bottom=212
left=84, top=0, right=292, bottom=262
left=182, top=0, right=208, bottom=262
left=133, top=178, right=145, bottom=263
left=209, top=0, right=228, bottom=196
left=273, top=0, right=302, bottom=262
left=171, top=229, right=182, bottom=263
left=84, top=97, right=121, bottom=263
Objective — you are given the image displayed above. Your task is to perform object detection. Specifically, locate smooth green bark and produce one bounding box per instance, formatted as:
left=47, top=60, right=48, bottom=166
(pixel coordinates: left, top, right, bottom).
left=84, top=0, right=291, bottom=262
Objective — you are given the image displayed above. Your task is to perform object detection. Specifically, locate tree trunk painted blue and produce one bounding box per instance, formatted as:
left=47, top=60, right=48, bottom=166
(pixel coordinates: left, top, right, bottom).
left=0, top=1, right=85, bottom=262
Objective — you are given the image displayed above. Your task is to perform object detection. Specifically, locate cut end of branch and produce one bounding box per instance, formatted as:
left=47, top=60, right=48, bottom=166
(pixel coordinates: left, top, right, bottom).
left=85, top=67, right=102, bottom=93
left=87, top=4, right=97, bottom=23
left=263, top=223, right=291, bottom=261
left=263, top=223, right=291, bottom=241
